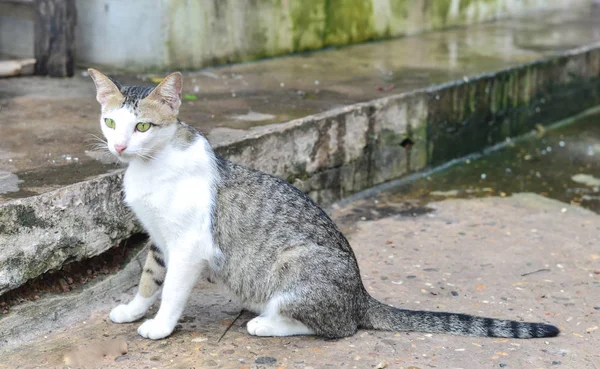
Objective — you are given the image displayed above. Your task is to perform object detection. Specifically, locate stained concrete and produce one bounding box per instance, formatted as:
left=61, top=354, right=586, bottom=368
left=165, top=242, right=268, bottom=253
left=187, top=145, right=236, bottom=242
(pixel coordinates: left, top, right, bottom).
left=2, top=6, right=600, bottom=296
left=1, top=193, right=599, bottom=368
left=1, top=6, right=600, bottom=202
left=2, top=0, right=591, bottom=71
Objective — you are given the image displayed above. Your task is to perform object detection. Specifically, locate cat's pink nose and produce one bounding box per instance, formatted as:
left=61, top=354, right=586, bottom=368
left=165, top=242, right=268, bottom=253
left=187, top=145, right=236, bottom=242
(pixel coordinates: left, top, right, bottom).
left=114, top=144, right=127, bottom=154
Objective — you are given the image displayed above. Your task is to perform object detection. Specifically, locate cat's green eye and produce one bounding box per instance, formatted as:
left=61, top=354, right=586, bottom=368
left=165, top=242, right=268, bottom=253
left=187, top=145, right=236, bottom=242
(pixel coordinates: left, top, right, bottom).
left=104, top=118, right=116, bottom=129
left=136, top=122, right=152, bottom=132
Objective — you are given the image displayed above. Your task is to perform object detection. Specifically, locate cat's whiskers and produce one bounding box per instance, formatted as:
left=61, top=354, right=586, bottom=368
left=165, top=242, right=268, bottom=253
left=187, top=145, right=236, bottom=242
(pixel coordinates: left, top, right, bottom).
left=87, top=143, right=111, bottom=154
left=136, top=148, right=158, bottom=162
left=85, top=134, right=110, bottom=153
left=85, top=133, right=108, bottom=145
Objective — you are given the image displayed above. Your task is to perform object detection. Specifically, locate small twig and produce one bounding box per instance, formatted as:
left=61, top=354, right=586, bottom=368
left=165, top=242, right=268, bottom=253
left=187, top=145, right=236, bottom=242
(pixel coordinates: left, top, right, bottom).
left=521, top=268, right=551, bottom=277
left=216, top=309, right=245, bottom=343
left=121, top=239, right=128, bottom=258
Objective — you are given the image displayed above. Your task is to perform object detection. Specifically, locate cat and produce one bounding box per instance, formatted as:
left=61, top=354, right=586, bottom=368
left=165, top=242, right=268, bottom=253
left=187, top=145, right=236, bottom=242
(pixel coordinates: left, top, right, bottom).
left=88, top=69, right=559, bottom=340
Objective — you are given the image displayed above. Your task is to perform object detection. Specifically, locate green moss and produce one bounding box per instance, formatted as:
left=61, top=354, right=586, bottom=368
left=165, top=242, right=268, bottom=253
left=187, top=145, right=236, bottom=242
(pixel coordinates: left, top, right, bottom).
left=390, top=0, right=409, bottom=20
left=491, top=80, right=501, bottom=113
left=409, top=120, right=429, bottom=171
left=16, top=206, right=48, bottom=228
left=459, top=0, right=473, bottom=11
left=0, top=205, right=51, bottom=234
left=285, top=162, right=311, bottom=184
left=512, top=71, right=521, bottom=108
left=323, top=0, right=374, bottom=46
left=287, top=171, right=311, bottom=184
left=429, top=0, right=453, bottom=27
left=522, top=67, right=533, bottom=105
left=290, top=0, right=326, bottom=51
left=379, top=128, right=405, bottom=145
left=504, top=72, right=512, bottom=110
left=469, top=84, right=477, bottom=113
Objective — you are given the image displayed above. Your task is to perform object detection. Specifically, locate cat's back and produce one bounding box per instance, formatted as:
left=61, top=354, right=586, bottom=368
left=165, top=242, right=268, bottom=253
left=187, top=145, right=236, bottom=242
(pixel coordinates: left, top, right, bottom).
left=211, top=157, right=362, bottom=308
left=213, top=157, right=351, bottom=253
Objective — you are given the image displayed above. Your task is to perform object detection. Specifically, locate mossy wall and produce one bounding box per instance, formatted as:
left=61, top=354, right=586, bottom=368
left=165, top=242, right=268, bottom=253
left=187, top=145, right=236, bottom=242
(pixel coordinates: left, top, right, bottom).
left=76, top=0, right=591, bottom=72
left=217, top=45, right=600, bottom=205
left=164, top=0, right=590, bottom=71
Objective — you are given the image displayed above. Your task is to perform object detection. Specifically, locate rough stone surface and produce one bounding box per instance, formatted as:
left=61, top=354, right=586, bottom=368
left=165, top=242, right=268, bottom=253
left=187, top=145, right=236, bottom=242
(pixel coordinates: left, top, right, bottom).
left=1, top=8, right=600, bottom=296
left=0, top=173, right=140, bottom=295
left=2, top=194, right=599, bottom=368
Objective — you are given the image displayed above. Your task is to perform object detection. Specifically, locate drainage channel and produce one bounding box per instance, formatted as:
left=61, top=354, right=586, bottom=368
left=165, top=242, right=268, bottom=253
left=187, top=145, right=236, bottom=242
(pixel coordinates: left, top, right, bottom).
left=331, top=106, right=600, bottom=226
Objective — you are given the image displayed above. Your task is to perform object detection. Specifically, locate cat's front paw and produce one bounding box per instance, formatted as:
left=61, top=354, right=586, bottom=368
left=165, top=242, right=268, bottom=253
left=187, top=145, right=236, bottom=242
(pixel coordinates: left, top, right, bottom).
left=137, top=319, right=174, bottom=340
left=110, top=304, right=145, bottom=323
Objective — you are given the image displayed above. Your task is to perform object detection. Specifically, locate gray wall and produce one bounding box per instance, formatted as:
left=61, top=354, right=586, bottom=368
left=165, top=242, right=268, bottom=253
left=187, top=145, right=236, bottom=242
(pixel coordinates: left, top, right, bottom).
left=0, top=4, right=33, bottom=58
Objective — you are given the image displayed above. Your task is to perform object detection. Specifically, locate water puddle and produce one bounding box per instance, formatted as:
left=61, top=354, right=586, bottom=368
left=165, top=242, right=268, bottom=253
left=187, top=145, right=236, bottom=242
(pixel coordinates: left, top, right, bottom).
left=228, top=110, right=276, bottom=122
left=0, top=171, right=20, bottom=194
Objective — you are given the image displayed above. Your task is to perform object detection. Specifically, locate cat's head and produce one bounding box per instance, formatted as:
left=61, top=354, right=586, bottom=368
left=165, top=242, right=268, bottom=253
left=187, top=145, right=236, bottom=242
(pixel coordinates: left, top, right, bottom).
left=88, top=69, right=183, bottom=162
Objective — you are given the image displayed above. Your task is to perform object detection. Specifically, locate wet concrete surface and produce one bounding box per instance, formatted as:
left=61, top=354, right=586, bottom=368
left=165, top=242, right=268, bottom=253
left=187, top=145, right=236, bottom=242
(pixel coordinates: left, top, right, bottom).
left=2, top=193, right=599, bottom=369
left=1, top=6, right=600, bottom=202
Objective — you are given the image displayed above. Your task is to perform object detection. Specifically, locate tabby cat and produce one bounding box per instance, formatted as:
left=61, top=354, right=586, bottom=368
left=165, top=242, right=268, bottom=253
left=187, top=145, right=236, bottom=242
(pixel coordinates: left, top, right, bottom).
left=88, top=69, right=559, bottom=340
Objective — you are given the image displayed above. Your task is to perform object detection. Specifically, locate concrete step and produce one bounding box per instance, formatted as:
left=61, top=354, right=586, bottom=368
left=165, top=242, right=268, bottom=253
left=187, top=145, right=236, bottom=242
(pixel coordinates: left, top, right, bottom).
left=1, top=5, right=600, bottom=295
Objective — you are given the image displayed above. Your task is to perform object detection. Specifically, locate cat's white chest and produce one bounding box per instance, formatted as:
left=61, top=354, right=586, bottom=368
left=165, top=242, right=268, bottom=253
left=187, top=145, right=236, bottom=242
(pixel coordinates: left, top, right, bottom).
left=122, top=141, right=218, bottom=261
left=124, top=164, right=176, bottom=241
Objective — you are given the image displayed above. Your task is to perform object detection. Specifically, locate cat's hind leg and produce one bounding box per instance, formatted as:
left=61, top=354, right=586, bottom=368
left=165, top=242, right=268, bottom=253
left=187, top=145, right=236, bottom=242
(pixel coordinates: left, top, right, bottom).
left=110, top=243, right=166, bottom=323
left=246, top=294, right=314, bottom=337
left=247, top=315, right=314, bottom=336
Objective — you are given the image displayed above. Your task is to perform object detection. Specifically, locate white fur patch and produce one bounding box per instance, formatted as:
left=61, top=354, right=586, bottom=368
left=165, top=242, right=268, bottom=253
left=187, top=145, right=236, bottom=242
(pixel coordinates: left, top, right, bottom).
left=120, top=133, right=220, bottom=339
left=101, top=107, right=136, bottom=156
left=123, top=135, right=219, bottom=260
left=110, top=292, right=159, bottom=323
left=246, top=315, right=313, bottom=337
left=246, top=293, right=314, bottom=337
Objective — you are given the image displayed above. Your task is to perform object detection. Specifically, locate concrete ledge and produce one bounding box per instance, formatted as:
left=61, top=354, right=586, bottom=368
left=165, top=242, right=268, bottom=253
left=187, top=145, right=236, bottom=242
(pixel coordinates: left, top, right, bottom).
left=1, top=43, right=600, bottom=295
left=0, top=173, right=139, bottom=295
left=0, top=246, right=148, bottom=344
left=217, top=43, right=600, bottom=203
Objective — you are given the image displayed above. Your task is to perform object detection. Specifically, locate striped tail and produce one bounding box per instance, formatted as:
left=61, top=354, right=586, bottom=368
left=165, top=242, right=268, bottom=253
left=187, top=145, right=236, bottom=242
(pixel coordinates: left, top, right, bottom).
left=361, top=297, right=559, bottom=338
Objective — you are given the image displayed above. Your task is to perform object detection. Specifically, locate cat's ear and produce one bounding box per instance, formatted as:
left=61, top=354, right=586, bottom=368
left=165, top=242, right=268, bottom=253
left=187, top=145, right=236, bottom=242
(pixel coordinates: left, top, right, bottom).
left=88, top=68, right=124, bottom=107
left=144, top=72, right=183, bottom=113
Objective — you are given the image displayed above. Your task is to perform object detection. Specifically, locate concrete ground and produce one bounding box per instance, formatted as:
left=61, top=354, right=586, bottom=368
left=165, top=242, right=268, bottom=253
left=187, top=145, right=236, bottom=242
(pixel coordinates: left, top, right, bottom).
left=1, top=6, right=600, bottom=202
left=2, top=193, right=599, bottom=369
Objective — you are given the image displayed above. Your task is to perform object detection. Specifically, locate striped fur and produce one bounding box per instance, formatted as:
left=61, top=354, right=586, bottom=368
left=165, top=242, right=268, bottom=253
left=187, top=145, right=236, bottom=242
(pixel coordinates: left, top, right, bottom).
left=362, top=297, right=559, bottom=338
left=138, top=243, right=166, bottom=298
